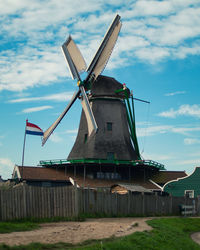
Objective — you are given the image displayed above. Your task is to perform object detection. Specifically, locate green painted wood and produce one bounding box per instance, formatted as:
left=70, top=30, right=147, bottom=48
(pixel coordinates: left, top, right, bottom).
left=39, top=158, right=165, bottom=170
left=164, top=167, right=200, bottom=197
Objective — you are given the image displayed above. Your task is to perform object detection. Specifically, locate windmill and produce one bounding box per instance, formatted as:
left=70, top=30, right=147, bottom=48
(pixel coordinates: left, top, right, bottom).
left=42, top=14, right=122, bottom=146
left=41, top=14, right=165, bottom=179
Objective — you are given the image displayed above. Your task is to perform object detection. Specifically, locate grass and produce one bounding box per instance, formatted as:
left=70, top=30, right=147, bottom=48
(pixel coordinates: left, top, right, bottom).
left=0, top=221, right=39, bottom=234
left=1, top=217, right=200, bottom=249
left=93, top=218, right=200, bottom=250
left=0, top=215, right=86, bottom=234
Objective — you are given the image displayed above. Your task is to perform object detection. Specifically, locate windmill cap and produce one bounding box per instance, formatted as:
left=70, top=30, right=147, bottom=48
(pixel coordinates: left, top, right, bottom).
left=91, top=75, right=130, bottom=99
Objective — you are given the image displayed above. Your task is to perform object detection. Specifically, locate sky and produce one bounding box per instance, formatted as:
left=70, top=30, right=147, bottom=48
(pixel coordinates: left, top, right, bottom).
left=1, top=0, right=200, bottom=179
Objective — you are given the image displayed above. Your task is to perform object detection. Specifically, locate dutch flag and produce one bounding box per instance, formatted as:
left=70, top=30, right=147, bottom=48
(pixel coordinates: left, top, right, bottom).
left=26, top=120, right=44, bottom=136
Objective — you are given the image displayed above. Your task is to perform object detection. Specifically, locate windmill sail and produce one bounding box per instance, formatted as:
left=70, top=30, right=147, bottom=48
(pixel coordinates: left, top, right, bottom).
left=86, top=14, right=121, bottom=82
left=42, top=90, right=81, bottom=146
left=80, top=86, right=98, bottom=136
left=42, top=15, right=122, bottom=146
left=62, top=36, right=87, bottom=80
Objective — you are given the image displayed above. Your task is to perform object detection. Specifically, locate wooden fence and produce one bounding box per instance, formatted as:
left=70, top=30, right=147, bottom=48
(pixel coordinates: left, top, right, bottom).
left=0, top=186, right=77, bottom=221
left=0, top=186, right=199, bottom=221
left=77, top=188, right=199, bottom=216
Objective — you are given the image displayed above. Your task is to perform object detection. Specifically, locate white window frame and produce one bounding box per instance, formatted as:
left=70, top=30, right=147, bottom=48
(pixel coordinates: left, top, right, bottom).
left=184, top=190, right=194, bottom=198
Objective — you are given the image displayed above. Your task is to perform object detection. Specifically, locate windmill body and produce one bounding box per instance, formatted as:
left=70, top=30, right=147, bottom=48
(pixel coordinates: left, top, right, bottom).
left=68, top=75, right=139, bottom=162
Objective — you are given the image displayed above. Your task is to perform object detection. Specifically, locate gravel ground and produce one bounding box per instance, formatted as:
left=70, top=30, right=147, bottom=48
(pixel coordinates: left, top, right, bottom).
left=0, top=217, right=152, bottom=246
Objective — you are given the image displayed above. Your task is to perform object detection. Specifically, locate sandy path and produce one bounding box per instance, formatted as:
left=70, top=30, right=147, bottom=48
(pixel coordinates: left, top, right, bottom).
left=191, top=232, right=200, bottom=245
left=0, top=218, right=152, bottom=246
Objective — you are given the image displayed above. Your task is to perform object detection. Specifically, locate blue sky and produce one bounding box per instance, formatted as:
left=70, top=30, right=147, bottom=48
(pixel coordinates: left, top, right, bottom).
left=1, top=0, right=200, bottom=179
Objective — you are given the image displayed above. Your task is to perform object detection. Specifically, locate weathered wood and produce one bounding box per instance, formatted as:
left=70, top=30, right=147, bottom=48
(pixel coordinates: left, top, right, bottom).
left=0, top=186, right=199, bottom=221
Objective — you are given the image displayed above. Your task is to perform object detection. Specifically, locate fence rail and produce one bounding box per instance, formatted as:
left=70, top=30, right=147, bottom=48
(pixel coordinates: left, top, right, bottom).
left=0, top=186, right=199, bottom=221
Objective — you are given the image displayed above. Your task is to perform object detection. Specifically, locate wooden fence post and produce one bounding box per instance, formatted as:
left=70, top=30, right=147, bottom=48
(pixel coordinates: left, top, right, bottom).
left=23, top=186, right=27, bottom=218
left=0, top=190, right=1, bottom=221
left=142, top=193, right=145, bottom=215
left=155, top=192, right=158, bottom=215
left=197, top=196, right=200, bottom=215
left=127, top=191, right=130, bottom=215
left=74, top=182, right=79, bottom=217
left=170, top=195, right=173, bottom=215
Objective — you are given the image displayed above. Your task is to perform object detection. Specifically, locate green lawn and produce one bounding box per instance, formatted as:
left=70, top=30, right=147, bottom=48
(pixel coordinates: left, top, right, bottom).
left=0, top=216, right=84, bottom=234
left=1, top=218, right=200, bottom=249
left=0, top=221, right=39, bottom=234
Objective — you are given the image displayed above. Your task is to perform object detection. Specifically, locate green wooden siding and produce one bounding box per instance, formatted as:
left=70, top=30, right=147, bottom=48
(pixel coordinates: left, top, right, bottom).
left=164, top=167, right=200, bottom=197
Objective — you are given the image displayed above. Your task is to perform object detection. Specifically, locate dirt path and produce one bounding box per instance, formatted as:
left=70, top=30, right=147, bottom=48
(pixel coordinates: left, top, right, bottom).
left=191, top=232, right=200, bottom=245
left=0, top=218, right=152, bottom=246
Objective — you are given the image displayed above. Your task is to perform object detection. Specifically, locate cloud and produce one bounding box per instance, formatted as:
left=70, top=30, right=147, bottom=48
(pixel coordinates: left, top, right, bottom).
left=49, top=133, right=63, bottom=143
left=48, top=129, right=78, bottom=144
left=9, top=92, right=74, bottom=103
left=153, top=8, right=200, bottom=46
left=137, top=124, right=200, bottom=137
left=0, top=0, right=36, bottom=16
left=174, top=43, right=200, bottom=59
left=121, top=2, right=200, bottom=62
left=176, top=159, right=200, bottom=166
left=137, top=125, right=172, bottom=137
left=22, top=105, right=53, bottom=113
left=0, top=135, right=4, bottom=146
left=158, top=105, right=200, bottom=118
left=1, top=1, right=200, bottom=94
left=165, top=91, right=186, bottom=96
left=184, top=138, right=200, bottom=145
left=65, top=129, right=78, bottom=134
left=132, top=1, right=173, bottom=16
left=0, top=47, right=68, bottom=92
left=0, top=0, right=101, bottom=37
left=134, top=47, right=170, bottom=64
left=171, top=127, right=200, bottom=136
left=189, top=152, right=200, bottom=157
left=129, top=4, right=200, bottom=46
left=142, top=152, right=173, bottom=162
left=158, top=108, right=179, bottom=118
left=0, top=158, right=14, bottom=179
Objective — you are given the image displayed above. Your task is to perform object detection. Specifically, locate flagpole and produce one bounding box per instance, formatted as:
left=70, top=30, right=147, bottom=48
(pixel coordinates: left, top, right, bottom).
left=22, top=119, right=27, bottom=167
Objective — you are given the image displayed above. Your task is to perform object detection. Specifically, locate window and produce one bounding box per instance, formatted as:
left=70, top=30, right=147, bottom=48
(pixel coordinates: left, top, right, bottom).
left=97, top=171, right=121, bottom=180
left=107, top=122, right=113, bottom=131
left=107, top=152, right=114, bottom=161
left=84, top=133, right=88, bottom=143
left=184, top=190, right=194, bottom=198
left=42, top=181, right=51, bottom=187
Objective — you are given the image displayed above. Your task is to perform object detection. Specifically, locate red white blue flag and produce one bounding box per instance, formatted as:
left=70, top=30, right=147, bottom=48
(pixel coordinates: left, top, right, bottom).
left=26, top=120, right=44, bottom=136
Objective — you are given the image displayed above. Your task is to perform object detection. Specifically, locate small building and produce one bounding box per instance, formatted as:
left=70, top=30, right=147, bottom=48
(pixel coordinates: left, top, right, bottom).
left=111, top=184, right=153, bottom=194
left=11, top=165, right=189, bottom=195
left=12, top=165, right=71, bottom=187
left=11, top=165, right=160, bottom=191
left=163, top=167, right=200, bottom=197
